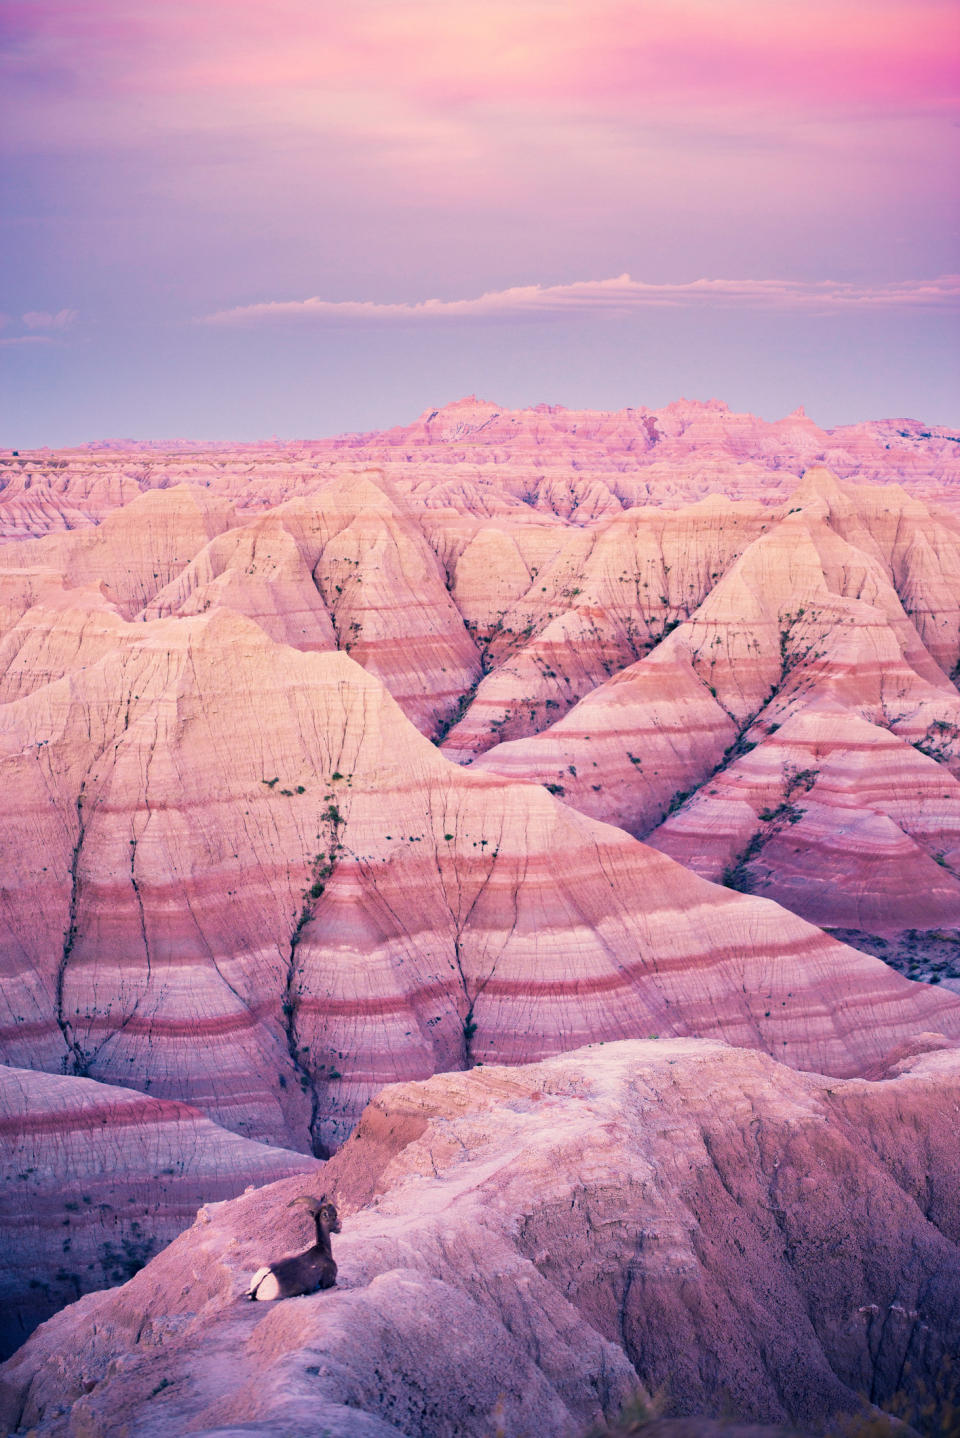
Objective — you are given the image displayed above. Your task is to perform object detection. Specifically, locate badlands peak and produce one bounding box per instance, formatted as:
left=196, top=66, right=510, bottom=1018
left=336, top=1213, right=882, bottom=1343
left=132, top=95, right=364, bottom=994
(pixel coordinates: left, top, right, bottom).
left=2, top=574, right=959, bottom=1155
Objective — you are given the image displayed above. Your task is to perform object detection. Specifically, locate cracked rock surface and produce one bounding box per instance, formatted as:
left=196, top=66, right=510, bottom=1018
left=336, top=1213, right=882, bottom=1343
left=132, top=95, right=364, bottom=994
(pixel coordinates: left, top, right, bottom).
left=2, top=1038, right=958, bottom=1437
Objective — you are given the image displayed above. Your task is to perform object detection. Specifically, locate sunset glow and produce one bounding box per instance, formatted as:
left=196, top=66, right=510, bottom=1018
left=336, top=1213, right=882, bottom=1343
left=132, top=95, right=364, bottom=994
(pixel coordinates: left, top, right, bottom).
left=1, top=0, right=957, bottom=441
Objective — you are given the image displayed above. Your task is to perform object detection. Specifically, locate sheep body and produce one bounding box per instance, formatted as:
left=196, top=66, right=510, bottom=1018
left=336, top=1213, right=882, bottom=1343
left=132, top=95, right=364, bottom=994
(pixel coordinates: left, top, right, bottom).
left=248, top=1266, right=280, bottom=1301
left=247, top=1195, right=340, bottom=1301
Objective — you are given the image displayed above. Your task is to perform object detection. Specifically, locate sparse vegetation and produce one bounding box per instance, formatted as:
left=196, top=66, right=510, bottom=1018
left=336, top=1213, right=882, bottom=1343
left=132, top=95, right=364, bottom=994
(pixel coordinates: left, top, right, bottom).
left=583, top=1387, right=665, bottom=1436
left=721, top=764, right=819, bottom=892
left=832, top=1356, right=960, bottom=1438
left=914, top=719, right=960, bottom=764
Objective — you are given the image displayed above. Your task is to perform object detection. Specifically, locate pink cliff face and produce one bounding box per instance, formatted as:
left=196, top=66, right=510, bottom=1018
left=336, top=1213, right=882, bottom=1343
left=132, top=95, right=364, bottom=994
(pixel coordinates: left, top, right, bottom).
left=0, top=400, right=959, bottom=1424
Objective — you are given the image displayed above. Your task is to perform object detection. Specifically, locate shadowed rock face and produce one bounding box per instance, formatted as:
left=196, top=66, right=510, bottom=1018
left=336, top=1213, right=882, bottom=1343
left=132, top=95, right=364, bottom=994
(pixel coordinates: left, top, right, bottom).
left=0, top=1066, right=320, bottom=1358
left=2, top=1040, right=957, bottom=1438
left=594, top=1427, right=816, bottom=1438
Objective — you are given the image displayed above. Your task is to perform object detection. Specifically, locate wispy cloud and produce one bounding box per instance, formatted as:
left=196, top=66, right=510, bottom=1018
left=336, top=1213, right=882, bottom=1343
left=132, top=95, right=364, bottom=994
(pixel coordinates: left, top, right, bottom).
left=21, top=308, right=78, bottom=330
left=204, top=274, right=960, bottom=325
left=0, top=334, right=56, bottom=347
left=0, top=309, right=78, bottom=347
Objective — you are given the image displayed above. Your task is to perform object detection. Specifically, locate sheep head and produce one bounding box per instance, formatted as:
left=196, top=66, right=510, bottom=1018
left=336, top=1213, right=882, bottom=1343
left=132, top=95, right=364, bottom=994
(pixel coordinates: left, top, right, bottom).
left=288, top=1193, right=341, bottom=1232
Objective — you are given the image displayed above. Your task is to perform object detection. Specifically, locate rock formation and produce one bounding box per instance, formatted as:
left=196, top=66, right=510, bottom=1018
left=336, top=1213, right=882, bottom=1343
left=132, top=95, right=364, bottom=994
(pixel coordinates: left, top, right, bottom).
left=2, top=603, right=958, bottom=1166
left=2, top=1038, right=957, bottom=1437
left=2, top=399, right=960, bottom=1377
left=473, top=470, right=960, bottom=984
left=3, top=399, right=959, bottom=541
left=0, top=1064, right=319, bottom=1358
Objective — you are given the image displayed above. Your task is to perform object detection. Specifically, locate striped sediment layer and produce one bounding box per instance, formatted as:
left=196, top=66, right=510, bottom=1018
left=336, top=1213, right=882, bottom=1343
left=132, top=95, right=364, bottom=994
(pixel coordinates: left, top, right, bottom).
left=0, top=607, right=957, bottom=1160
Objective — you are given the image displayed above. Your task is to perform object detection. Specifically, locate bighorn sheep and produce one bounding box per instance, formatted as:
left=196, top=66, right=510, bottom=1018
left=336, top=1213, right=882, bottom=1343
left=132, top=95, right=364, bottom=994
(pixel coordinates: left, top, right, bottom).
left=248, top=1194, right=341, bottom=1301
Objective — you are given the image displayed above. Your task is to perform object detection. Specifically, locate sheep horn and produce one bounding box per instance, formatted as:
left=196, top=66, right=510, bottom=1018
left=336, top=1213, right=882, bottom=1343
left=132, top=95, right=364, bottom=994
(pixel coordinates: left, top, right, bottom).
left=287, top=1194, right=325, bottom=1212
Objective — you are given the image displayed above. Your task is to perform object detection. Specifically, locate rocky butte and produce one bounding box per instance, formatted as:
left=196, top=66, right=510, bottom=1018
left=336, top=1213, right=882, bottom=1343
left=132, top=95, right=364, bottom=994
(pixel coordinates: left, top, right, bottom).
left=0, top=399, right=959, bottom=1435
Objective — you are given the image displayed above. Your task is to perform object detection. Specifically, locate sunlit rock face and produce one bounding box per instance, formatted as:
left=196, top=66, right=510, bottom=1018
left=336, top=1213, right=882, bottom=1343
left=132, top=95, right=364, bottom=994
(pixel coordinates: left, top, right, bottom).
left=1, top=401, right=959, bottom=1376
left=2, top=1039, right=958, bottom=1437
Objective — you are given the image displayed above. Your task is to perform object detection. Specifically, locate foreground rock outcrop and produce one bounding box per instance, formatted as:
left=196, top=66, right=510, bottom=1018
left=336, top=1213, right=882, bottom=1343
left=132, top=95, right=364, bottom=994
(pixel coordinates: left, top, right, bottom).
left=0, top=1066, right=320, bottom=1358
left=2, top=1038, right=958, bottom=1437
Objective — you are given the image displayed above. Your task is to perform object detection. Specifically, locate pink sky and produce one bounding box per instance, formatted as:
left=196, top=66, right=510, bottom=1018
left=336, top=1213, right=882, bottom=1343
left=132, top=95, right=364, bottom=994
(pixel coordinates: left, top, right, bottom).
left=1, top=0, right=958, bottom=441
left=6, top=1, right=957, bottom=111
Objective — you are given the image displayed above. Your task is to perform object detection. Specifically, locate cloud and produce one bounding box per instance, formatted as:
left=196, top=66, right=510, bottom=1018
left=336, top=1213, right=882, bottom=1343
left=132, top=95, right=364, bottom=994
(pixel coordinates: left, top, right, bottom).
left=203, top=274, right=960, bottom=325
left=0, top=334, right=56, bottom=347
left=21, top=308, right=78, bottom=330
left=0, top=310, right=78, bottom=348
